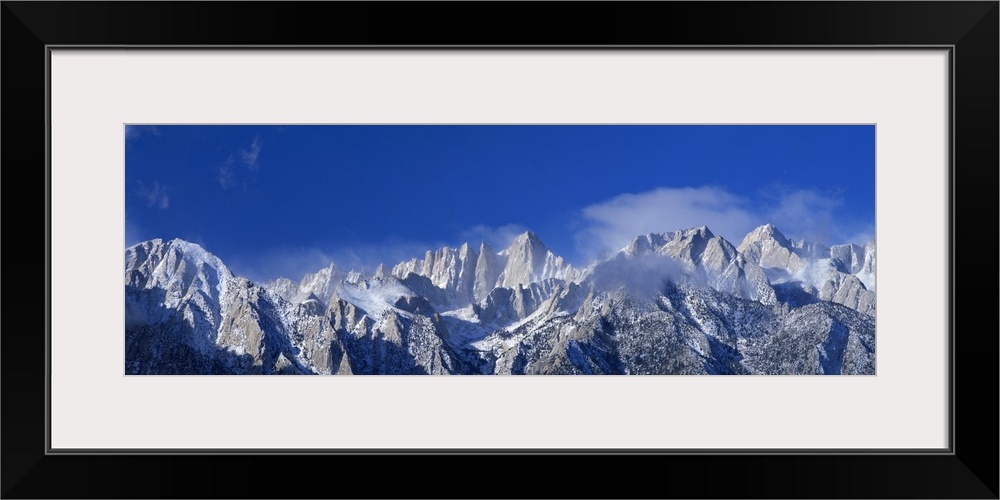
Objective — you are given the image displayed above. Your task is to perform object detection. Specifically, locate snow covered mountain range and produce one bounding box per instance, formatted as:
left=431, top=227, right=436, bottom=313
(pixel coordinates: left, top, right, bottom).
left=125, top=225, right=876, bottom=375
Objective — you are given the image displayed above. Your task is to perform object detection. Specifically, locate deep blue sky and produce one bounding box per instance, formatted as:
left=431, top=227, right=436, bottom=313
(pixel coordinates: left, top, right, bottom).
left=126, top=125, right=875, bottom=282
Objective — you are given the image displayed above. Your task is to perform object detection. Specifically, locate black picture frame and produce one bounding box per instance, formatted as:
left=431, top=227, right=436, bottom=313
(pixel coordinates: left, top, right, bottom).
left=2, top=2, right=996, bottom=498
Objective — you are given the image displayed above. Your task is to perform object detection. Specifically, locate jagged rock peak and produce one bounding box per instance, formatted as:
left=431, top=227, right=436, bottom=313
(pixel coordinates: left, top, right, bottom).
left=125, top=238, right=234, bottom=291
left=622, top=226, right=725, bottom=257
left=502, top=230, right=547, bottom=255
left=345, top=269, right=367, bottom=284
left=473, top=241, right=502, bottom=302
left=297, top=293, right=327, bottom=315
left=687, top=225, right=714, bottom=238
left=496, top=231, right=556, bottom=289
left=126, top=233, right=876, bottom=375
left=152, top=238, right=229, bottom=269
left=742, top=223, right=790, bottom=247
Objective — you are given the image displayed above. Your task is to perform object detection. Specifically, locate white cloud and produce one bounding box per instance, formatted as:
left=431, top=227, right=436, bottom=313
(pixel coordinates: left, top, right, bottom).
left=763, top=189, right=839, bottom=246
left=332, top=240, right=449, bottom=272
left=234, top=239, right=450, bottom=283
left=577, top=185, right=868, bottom=262
left=577, top=186, right=760, bottom=260
left=217, top=157, right=235, bottom=189
left=125, top=126, right=141, bottom=141
left=218, top=137, right=262, bottom=189
left=843, top=225, right=876, bottom=246
left=124, top=125, right=160, bottom=141
left=135, top=181, right=169, bottom=210
left=240, top=136, right=262, bottom=171
left=458, top=223, right=528, bottom=249
left=229, top=246, right=338, bottom=283
left=125, top=216, right=144, bottom=247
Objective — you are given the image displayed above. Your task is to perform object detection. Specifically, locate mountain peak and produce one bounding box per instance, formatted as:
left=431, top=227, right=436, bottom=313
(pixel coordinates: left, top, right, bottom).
left=493, top=230, right=572, bottom=289
left=167, top=236, right=196, bottom=249
left=163, top=238, right=229, bottom=270
left=502, top=230, right=548, bottom=256
left=687, top=225, right=714, bottom=239
left=514, top=230, right=543, bottom=245
left=128, top=228, right=876, bottom=375
left=125, top=237, right=233, bottom=305
left=745, top=224, right=790, bottom=246
left=128, top=237, right=164, bottom=250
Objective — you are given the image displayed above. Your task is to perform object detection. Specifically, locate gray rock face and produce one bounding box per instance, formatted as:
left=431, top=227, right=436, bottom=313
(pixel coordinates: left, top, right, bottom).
left=125, top=238, right=231, bottom=355
left=474, top=279, right=563, bottom=325
left=263, top=262, right=340, bottom=304
left=616, top=227, right=776, bottom=305
left=830, top=243, right=867, bottom=274
left=738, top=224, right=875, bottom=315
left=747, top=302, right=875, bottom=375
left=126, top=239, right=312, bottom=374
left=496, top=231, right=561, bottom=288
left=813, top=269, right=876, bottom=316
left=738, top=224, right=811, bottom=276
left=473, top=241, right=502, bottom=302
left=858, top=240, right=876, bottom=291
left=214, top=277, right=312, bottom=375
left=390, top=231, right=579, bottom=306
left=484, top=282, right=873, bottom=375
left=391, top=242, right=480, bottom=306
left=127, top=223, right=875, bottom=375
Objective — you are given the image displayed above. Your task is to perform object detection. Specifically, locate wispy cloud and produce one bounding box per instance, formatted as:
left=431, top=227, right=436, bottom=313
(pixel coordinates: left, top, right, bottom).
left=331, top=240, right=450, bottom=273
left=125, top=126, right=141, bottom=141
left=125, top=216, right=144, bottom=247
left=762, top=189, right=841, bottom=247
left=577, top=187, right=758, bottom=260
left=227, top=246, right=337, bottom=283
left=125, top=125, right=161, bottom=141
left=844, top=225, right=875, bottom=246
left=217, top=157, right=235, bottom=190
left=135, top=181, right=169, bottom=210
left=458, top=223, right=528, bottom=249
left=240, top=136, right=262, bottom=171
left=576, top=185, right=870, bottom=262
left=232, top=238, right=451, bottom=283
left=217, top=136, right=262, bottom=189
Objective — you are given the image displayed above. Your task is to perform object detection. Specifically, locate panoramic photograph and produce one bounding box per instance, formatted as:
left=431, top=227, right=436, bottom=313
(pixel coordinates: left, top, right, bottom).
left=125, top=125, right=875, bottom=375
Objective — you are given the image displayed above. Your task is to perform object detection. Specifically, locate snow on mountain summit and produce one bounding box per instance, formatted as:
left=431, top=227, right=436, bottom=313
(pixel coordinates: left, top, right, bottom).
left=738, top=224, right=875, bottom=315
left=496, top=230, right=576, bottom=289
left=125, top=238, right=234, bottom=304
left=613, top=226, right=774, bottom=305
left=126, top=225, right=875, bottom=375
left=385, top=230, right=579, bottom=307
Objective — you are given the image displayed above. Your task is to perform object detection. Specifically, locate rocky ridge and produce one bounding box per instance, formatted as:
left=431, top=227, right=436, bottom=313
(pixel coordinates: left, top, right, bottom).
left=126, top=225, right=876, bottom=375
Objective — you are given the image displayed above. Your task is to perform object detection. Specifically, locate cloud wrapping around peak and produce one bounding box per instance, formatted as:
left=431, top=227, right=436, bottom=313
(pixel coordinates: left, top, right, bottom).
left=576, top=185, right=869, bottom=262
left=235, top=238, right=457, bottom=283
left=577, top=186, right=759, bottom=259
left=764, top=189, right=841, bottom=248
